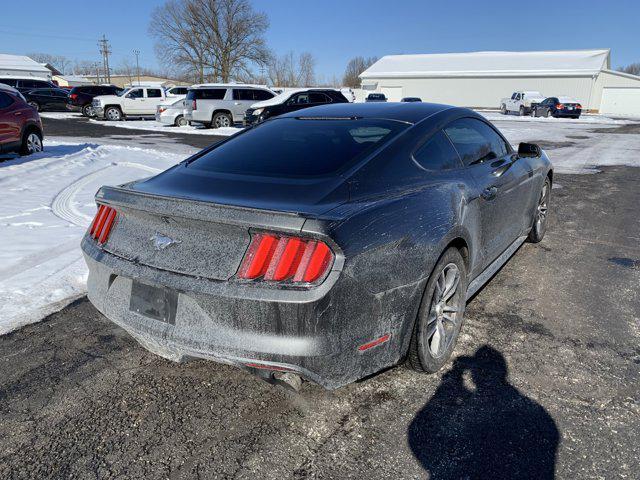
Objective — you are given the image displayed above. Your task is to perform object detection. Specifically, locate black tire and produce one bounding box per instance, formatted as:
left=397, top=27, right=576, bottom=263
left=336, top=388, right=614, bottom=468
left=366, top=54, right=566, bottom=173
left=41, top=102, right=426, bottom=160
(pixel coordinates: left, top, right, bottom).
left=531, top=107, right=537, bottom=117
left=408, top=248, right=468, bottom=373
left=19, top=129, right=43, bottom=156
left=81, top=104, right=94, bottom=117
left=212, top=112, right=232, bottom=129
left=175, top=115, right=188, bottom=127
left=528, top=177, right=551, bottom=243
left=28, top=101, right=39, bottom=111
left=546, top=109, right=552, bottom=118
left=519, top=105, right=525, bottom=116
left=105, top=106, right=122, bottom=121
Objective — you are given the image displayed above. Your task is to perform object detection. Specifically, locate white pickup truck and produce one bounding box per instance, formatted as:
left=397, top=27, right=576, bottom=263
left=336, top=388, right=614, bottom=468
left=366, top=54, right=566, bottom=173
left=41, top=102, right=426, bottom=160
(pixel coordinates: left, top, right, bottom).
left=92, top=86, right=168, bottom=121
left=500, top=91, right=545, bottom=116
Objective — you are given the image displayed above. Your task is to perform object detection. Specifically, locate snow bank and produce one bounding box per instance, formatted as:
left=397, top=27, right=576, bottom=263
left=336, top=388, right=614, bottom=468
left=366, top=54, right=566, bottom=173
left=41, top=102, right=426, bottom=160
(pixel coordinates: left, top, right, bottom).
left=89, top=118, right=242, bottom=136
left=0, top=140, right=184, bottom=334
left=479, top=111, right=634, bottom=125
left=38, top=112, right=85, bottom=120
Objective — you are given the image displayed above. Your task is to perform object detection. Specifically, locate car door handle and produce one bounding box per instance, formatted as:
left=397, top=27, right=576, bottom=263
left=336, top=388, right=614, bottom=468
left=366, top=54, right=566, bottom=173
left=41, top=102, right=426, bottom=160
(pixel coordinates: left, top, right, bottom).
left=481, top=186, right=498, bottom=200
left=234, top=102, right=241, bottom=105
left=14, top=111, right=22, bottom=116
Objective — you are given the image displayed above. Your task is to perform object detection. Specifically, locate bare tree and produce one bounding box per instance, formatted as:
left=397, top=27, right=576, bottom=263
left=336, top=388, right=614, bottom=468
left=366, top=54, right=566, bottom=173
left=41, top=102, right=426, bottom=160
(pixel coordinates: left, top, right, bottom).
left=27, top=52, right=71, bottom=74
left=267, top=51, right=316, bottom=87
left=149, top=0, right=270, bottom=83
left=342, top=56, right=378, bottom=88
left=618, top=62, right=640, bottom=76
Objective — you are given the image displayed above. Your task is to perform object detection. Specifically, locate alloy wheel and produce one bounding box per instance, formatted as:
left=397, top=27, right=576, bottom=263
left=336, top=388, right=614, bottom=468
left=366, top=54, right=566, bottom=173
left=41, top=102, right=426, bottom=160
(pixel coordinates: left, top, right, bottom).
left=215, top=115, right=231, bottom=128
left=426, top=263, right=462, bottom=358
left=106, top=108, right=121, bottom=121
left=27, top=133, right=43, bottom=154
left=536, top=182, right=549, bottom=232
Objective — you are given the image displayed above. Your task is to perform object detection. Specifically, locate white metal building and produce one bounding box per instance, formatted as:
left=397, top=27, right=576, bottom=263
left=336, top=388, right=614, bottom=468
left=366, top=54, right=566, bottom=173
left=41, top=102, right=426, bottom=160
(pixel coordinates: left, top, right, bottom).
left=0, top=54, right=52, bottom=80
left=359, top=49, right=640, bottom=115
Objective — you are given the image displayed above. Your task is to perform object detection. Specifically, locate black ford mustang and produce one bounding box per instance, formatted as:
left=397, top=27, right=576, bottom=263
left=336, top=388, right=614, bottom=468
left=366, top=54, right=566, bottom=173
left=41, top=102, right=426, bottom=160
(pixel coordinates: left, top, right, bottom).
left=82, top=103, right=552, bottom=389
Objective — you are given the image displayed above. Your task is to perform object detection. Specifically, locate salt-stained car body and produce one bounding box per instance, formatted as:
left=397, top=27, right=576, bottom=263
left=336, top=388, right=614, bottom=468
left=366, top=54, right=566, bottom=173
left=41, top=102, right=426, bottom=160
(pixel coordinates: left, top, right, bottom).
left=82, top=103, right=552, bottom=389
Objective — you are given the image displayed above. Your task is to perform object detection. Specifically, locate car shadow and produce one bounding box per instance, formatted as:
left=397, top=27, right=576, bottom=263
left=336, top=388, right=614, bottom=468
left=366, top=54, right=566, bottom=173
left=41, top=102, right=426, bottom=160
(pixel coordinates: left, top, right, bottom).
left=0, top=142, right=98, bottom=167
left=408, top=345, right=559, bottom=479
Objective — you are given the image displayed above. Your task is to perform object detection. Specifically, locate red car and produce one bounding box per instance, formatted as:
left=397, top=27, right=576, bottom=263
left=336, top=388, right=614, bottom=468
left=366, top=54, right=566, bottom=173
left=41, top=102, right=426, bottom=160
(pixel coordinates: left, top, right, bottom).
left=0, top=84, right=43, bottom=156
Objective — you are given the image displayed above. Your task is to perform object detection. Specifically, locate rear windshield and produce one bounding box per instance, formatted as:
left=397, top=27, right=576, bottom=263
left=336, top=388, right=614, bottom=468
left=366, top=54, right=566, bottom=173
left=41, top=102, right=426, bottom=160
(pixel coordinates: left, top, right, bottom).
left=186, top=88, right=226, bottom=100
left=188, top=117, right=408, bottom=177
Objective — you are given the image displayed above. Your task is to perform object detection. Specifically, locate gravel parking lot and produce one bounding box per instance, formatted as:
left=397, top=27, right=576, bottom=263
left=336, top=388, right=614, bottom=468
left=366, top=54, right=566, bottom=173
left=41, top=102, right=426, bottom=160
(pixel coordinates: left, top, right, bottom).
left=1, top=115, right=639, bottom=479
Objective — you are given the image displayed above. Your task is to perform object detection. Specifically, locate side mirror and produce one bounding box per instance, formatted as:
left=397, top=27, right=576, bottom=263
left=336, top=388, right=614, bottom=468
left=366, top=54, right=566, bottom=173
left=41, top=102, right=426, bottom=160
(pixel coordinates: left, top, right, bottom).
left=518, top=142, right=541, bottom=158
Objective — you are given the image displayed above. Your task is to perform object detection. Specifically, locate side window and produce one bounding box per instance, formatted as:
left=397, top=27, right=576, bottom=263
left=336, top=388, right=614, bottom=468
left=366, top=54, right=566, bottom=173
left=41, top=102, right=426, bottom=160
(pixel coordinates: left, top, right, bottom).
left=444, top=118, right=509, bottom=166
left=413, top=130, right=462, bottom=171
left=36, top=81, right=51, bottom=88
left=511, top=93, right=517, bottom=100
left=21, top=80, right=40, bottom=89
left=254, top=89, right=275, bottom=101
left=53, top=90, right=68, bottom=98
left=309, top=92, right=331, bottom=104
left=127, top=89, right=143, bottom=99
left=197, top=89, right=226, bottom=100
left=146, top=88, right=162, bottom=98
left=0, top=78, right=18, bottom=87
left=294, top=93, right=310, bottom=104
left=0, top=92, right=14, bottom=109
left=233, top=89, right=257, bottom=101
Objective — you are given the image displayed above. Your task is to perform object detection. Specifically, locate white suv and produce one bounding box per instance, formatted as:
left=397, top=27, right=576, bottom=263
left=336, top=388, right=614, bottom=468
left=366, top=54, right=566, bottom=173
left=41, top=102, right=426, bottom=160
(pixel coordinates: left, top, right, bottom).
left=184, top=84, right=275, bottom=128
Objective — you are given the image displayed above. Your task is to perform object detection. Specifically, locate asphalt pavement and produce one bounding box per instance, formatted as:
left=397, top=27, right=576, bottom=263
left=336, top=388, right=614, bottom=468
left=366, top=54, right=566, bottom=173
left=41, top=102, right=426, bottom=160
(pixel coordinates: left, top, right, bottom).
left=0, top=119, right=638, bottom=479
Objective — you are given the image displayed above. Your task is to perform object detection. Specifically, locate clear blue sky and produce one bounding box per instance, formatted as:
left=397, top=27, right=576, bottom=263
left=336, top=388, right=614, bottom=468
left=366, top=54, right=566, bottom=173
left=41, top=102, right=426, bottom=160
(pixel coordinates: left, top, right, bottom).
left=1, top=0, right=638, bottom=78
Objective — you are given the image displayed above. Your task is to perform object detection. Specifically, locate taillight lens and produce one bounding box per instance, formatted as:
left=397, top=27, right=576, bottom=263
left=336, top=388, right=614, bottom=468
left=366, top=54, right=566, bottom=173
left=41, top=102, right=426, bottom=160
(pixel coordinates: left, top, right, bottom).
left=237, top=233, right=334, bottom=284
left=158, top=106, right=166, bottom=113
left=192, top=99, right=197, bottom=110
left=88, top=205, right=117, bottom=245
left=576, top=104, right=582, bottom=109
left=556, top=104, right=564, bottom=109
left=70, top=93, right=78, bottom=100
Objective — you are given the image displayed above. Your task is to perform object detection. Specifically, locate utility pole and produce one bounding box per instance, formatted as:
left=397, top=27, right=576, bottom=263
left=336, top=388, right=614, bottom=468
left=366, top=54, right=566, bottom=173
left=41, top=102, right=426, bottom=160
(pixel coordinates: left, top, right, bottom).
left=98, top=35, right=112, bottom=83
left=133, top=49, right=141, bottom=85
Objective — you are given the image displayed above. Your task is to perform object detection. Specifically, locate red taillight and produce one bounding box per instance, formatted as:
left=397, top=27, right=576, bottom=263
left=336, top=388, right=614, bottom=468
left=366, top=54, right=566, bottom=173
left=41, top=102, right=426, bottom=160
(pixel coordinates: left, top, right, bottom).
left=88, top=204, right=117, bottom=245
left=70, top=93, right=78, bottom=100
left=556, top=104, right=564, bottom=109
left=576, top=104, right=582, bottom=109
left=192, top=99, right=197, bottom=110
left=158, top=106, right=166, bottom=113
left=237, top=233, right=334, bottom=284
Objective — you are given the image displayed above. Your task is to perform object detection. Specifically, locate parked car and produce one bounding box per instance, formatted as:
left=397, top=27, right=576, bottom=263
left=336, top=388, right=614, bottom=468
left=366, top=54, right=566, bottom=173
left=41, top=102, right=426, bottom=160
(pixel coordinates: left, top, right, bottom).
left=68, top=85, right=123, bottom=117
left=165, top=86, right=189, bottom=98
left=92, top=85, right=168, bottom=121
left=244, top=88, right=349, bottom=126
left=500, top=91, right=545, bottom=116
left=184, top=84, right=275, bottom=128
left=0, top=77, right=57, bottom=94
left=401, top=97, right=422, bottom=102
left=0, top=84, right=43, bottom=156
left=365, top=93, right=387, bottom=102
left=23, top=88, right=69, bottom=112
left=532, top=96, right=582, bottom=119
left=82, top=102, right=552, bottom=390
left=340, top=87, right=356, bottom=102
left=156, top=98, right=189, bottom=126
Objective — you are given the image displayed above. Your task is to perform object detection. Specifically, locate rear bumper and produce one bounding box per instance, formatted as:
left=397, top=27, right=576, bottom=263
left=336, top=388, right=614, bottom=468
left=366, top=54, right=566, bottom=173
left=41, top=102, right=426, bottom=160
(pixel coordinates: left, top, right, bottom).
left=554, top=110, right=582, bottom=117
left=82, top=234, right=416, bottom=389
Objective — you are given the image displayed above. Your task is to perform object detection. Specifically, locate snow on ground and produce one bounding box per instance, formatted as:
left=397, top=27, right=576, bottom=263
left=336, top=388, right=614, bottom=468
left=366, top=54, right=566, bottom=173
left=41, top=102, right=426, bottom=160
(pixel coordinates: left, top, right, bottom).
left=479, top=111, right=635, bottom=125
left=89, top=118, right=242, bottom=136
left=38, top=111, right=85, bottom=120
left=0, top=139, right=186, bottom=334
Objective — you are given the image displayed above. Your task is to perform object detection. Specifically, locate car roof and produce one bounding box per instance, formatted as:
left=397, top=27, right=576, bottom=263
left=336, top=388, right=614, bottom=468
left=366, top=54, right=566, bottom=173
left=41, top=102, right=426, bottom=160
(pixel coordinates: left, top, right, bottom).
left=278, top=102, right=456, bottom=124
left=189, top=83, right=270, bottom=90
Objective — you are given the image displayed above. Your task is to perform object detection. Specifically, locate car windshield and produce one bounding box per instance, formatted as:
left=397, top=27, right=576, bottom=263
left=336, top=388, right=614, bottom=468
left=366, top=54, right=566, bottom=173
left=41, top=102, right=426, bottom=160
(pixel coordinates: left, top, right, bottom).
left=116, top=89, right=130, bottom=97
left=188, top=117, right=408, bottom=178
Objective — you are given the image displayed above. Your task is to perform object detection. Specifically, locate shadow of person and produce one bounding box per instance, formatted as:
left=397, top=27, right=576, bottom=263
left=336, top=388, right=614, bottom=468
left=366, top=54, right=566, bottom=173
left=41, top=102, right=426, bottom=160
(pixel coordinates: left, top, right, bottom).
left=408, top=346, right=559, bottom=479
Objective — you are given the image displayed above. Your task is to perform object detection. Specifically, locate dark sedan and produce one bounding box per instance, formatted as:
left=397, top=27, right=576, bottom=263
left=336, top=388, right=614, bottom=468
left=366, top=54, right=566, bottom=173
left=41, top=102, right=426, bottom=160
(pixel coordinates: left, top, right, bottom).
left=365, top=93, right=387, bottom=102
left=82, top=103, right=552, bottom=390
left=532, top=97, right=582, bottom=118
left=24, top=88, right=69, bottom=112
left=244, top=88, right=348, bottom=126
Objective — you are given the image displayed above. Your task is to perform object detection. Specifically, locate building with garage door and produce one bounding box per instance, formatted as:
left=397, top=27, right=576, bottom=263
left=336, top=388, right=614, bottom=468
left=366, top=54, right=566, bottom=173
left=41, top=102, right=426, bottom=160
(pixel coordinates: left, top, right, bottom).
left=359, top=49, right=640, bottom=115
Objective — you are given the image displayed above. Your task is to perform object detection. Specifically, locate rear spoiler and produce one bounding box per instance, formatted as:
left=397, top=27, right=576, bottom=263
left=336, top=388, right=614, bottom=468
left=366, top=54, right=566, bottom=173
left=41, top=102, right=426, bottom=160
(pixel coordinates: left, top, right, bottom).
left=96, top=185, right=307, bottom=234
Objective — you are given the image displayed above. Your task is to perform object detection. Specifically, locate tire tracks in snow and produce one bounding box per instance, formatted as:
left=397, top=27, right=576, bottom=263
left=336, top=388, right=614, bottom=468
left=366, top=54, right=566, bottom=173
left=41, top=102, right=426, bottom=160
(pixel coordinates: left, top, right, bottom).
left=0, top=162, right=162, bottom=284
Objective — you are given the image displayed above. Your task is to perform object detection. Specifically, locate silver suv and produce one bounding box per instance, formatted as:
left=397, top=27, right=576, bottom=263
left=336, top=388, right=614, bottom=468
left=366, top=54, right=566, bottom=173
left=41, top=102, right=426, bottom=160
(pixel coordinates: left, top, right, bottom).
left=184, top=84, right=275, bottom=128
